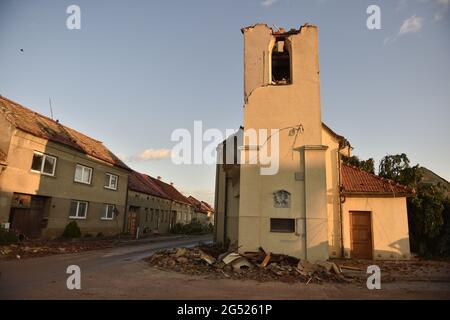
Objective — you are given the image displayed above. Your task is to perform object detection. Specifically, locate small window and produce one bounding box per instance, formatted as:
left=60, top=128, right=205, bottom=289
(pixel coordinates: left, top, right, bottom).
left=74, top=164, right=92, bottom=184
left=69, top=201, right=88, bottom=219
left=31, top=152, right=56, bottom=176
left=270, top=218, right=295, bottom=233
left=101, top=204, right=115, bottom=220
left=271, top=38, right=291, bottom=85
left=105, top=173, right=118, bottom=190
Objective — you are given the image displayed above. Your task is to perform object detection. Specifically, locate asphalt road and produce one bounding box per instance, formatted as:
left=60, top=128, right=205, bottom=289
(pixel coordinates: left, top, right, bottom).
left=1, top=234, right=450, bottom=300
left=0, top=234, right=212, bottom=299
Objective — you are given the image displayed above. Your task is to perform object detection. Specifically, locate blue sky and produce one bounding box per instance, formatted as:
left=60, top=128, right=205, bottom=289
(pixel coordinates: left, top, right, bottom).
left=0, top=0, right=449, bottom=204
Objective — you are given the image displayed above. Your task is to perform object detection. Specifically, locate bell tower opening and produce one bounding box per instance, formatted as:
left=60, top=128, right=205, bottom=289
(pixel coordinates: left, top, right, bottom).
left=271, top=37, right=291, bottom=85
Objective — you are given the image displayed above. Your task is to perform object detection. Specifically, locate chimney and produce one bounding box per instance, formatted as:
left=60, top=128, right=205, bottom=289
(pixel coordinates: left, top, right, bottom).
left=157, top=176, right=162, bottom=180
left=170, top=182, right=174, bottom=186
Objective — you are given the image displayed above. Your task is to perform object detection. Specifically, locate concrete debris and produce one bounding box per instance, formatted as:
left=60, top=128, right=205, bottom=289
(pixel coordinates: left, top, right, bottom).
left=199, top=250, right=216, bottom=265
left=175, top=248, right=188, bottom=257
left=231, top=257, right=253, bottom=272
left=146, top=245, right=360, bottom=284
left=222, top=252, right=242, bottom=265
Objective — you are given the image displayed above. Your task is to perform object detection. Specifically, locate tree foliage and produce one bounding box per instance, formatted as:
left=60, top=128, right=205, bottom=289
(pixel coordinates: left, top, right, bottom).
left=378, top=153, right=449, bottom=256
left=342, top=155, right=375, bottom=174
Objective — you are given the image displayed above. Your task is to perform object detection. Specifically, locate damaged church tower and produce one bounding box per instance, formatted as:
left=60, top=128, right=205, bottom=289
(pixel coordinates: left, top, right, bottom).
left=239, top=23, right=328, bottom=261
left=215, top=23, right=329, bottom=262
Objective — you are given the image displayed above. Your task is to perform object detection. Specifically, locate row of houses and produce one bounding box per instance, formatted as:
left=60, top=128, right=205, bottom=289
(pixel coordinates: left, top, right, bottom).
left=0, top=96, right=213, bottom=239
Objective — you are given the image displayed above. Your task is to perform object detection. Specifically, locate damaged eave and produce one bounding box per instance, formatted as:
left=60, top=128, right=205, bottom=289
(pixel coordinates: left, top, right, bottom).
left=240, top=23, right=317, bottom=35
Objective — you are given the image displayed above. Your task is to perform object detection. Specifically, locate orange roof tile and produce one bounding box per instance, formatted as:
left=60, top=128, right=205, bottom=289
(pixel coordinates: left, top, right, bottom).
left=151, top=177, right=192, bottom=205
left=128, top=171, right=169, bottom=199
left=341, top=163, right=414, bottom=196
left=0, top=96, right=129, bottom=170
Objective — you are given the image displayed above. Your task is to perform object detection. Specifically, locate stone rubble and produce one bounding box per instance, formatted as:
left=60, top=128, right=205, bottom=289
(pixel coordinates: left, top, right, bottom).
left=146, top=245, right=361, bottom=284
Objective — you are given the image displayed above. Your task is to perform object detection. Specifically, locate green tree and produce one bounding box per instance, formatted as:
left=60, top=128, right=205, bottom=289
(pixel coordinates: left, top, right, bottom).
left=342, top=155, right=375, bottom=174
left=378, top=153, right=421, bottom=188
left=378, top=153, right=448, bottom=256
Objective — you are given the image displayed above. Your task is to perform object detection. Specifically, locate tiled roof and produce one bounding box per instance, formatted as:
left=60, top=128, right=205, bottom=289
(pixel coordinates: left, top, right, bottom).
left=128, top=171, right=169, bottom=199
left=201, top=201, right=214, bottom=212
left=0, top=96, right=130, bottom=170
left=341, top=163, right=414, bottom=196
left=151, top=177, right=192, bottom=205
left=188, top=196, right=208, bottom=214
left=128, top=170, right=192, bottom=205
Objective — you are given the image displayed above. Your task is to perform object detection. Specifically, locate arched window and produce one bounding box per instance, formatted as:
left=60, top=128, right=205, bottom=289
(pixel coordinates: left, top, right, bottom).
left=271, top=38, right=291, bottom=85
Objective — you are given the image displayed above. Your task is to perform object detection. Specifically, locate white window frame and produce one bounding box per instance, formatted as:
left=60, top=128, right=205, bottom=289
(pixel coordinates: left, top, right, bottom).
left=74, top=164, right=92, bottom=185
left=30, top=151, right=57, bottom=176
left=101, top=204, right=115, bottom=220
left=104, top=173, right=118, bottom=190
left=69, top=201, right=88, bottom=219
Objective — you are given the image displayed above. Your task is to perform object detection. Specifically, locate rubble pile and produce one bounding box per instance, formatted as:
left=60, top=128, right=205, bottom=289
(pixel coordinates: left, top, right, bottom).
left=0, top=239, right=117, bottom=259
left=146, top=246, right=360, bottom=284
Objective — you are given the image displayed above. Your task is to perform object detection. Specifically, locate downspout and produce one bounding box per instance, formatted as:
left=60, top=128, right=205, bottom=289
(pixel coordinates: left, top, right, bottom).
left=123, top=174, right=129, bottom=237
left=338, top=141, right=347, bottom=258
left=223, top=176, right=229, bottom=245
left=213, top=163, right=220, bottom=242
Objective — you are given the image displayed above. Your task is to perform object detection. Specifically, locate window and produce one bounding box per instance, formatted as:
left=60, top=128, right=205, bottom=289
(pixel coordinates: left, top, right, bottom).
left=69, top=201, right=88, bottom=219
left=271, top=38, right=291, bottom=85
left=31, top=152, right=56, bottom=176
left=74, top=164, right=92, bottom=184
left=150, top=209, right=154, bottom=222
left=104, top=173, right=118, bottom=190
left=270, top=218, right=295, bottom=233
left=101, top=204, right=115, bottom=220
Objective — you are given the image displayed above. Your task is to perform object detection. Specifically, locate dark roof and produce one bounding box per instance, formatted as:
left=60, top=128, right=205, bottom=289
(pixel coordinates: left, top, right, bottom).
left=322, top=122, right=351, bottom=147
left=341, top=163, right=414, bottom=197
left=128, top=171, right=169, bottom=199
left=200, top=201, right=214, bottom=212
left=128, top=170, right=192, bottom=205
left=150, top=176, right=192, bottom=205
left=187, top=196, right=208, bottom=214
left=0, top=96, right=130, bottom=170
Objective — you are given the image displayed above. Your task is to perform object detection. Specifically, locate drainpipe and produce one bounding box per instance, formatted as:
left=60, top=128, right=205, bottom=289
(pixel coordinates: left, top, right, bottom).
left=338, top=141, right=347, bottom=258
left=123, top=175, right=130, bottom=237
left=223, top=176, right=229, bottom=245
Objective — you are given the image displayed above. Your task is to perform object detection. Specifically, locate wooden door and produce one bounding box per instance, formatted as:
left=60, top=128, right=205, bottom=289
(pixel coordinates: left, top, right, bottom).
left=10, top=196, right=46, bottom=238
left=127, top=206, right=139, bottom=236
left=350, top=211, right=373, bottom=259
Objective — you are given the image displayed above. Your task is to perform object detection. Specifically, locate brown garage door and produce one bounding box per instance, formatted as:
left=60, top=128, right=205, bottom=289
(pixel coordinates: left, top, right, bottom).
left=350, top=211, right=373, bottom=259
left=10, top=196, right=47, bottom=239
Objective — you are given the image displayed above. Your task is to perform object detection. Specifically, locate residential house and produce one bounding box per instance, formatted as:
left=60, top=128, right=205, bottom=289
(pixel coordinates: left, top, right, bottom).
left=0, top=96, right=130, bottom=238
left=187, top=196, right=214, bottom=225
left=126, top=170, right=193, bottom=237
left=214, top=24, right=413, bottom=261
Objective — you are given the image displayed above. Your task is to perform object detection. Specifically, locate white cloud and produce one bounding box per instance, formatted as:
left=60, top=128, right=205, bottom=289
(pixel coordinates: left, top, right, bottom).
left=399, top=15, right=424, bottom=35
left=134, top=148, right=171, bottom=161
left=261, top=0, right=278, bottom=7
